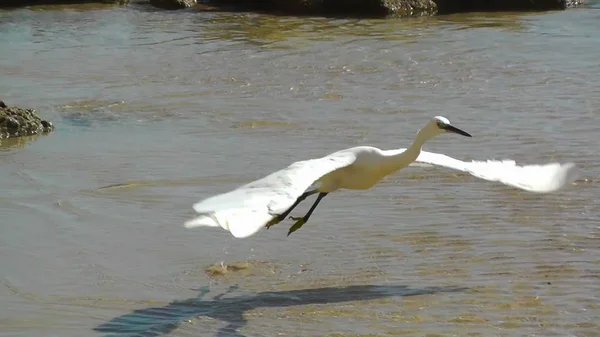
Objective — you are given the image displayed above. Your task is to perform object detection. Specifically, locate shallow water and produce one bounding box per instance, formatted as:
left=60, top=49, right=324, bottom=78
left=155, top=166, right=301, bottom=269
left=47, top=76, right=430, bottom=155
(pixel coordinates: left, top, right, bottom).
left=1, top=3, right=600, bottom=337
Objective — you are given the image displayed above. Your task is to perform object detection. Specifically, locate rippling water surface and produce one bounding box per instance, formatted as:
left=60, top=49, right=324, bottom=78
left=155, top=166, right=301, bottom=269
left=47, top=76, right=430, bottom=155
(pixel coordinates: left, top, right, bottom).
left=1, top=3, right=600, bottom=337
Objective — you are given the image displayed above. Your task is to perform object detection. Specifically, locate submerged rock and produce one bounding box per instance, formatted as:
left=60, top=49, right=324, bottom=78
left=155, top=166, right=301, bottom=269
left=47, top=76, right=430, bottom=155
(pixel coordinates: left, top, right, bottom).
left=185, top=0, right=584, bottom=17
left=0, top=101, right=55, bottom=139
left=150, top=0, right=197, bottom=9
left=0, top=0, right=127, bottom=8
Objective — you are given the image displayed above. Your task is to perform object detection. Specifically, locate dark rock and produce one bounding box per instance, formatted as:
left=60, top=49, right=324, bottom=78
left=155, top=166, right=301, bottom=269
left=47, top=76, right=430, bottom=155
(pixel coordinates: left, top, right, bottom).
left=195, top=0, right=437, bottom=16
left=150, top=0, right=197, bottom=9
left=6, top=117, right=20, bottom=130
left=198, top=0, right=584, bottom=17
left=0, top=101, right=55, bottom=139
left=0, top=0, right=127, bottom=8
left=434, top=0, right=584, bottom=14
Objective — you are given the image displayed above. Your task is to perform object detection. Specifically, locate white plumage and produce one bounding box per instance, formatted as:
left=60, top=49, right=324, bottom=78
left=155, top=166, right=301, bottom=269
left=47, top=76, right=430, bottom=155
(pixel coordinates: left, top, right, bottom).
left=184, top=116, right=578, bottom=238
left=412, top=152, right=577, bottom=193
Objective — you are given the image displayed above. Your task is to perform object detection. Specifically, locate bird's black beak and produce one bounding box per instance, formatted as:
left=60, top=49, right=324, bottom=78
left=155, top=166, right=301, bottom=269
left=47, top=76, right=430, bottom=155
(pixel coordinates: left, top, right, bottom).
left=444, top=124, right=472, bottom=137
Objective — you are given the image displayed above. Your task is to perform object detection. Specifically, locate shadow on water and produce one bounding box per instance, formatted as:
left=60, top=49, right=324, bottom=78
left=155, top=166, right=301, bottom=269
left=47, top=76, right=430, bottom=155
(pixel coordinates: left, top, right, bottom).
left=190, top=14, right=441, bottom=47
left=436, top=11, right=542, bottom=32
left=95, top=284, right=467, bottom=337
left=185, top=11, right=534, bottom=47
left=0, top=134, right=43, bottom=151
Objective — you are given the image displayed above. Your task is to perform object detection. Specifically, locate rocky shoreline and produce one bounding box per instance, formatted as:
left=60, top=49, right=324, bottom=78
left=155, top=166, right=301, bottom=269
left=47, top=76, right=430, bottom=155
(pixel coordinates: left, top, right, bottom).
left=0, top=101, right=55, bottom=139
left=0, top=0, right=586, bottom=17
left=0, top=0, right=127, bottom=7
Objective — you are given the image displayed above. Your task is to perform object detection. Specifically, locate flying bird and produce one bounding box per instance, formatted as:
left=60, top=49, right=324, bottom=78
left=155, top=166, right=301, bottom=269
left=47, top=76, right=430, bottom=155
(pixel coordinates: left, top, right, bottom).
left=184, top=116, right=578, bottom=238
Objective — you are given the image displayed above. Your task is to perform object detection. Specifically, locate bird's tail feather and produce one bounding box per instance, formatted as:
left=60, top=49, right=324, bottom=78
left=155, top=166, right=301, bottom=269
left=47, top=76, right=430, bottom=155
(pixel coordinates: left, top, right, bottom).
left=183, top=215, right=220, bottom=229
left=184, top=208, right=274, bottom=239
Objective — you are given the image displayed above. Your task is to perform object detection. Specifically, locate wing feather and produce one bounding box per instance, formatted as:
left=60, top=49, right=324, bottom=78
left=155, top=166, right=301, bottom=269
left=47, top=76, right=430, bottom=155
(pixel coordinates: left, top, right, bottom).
left=413, top=150, right=578, bottom=193
left=184, top=150, right=357, bottom=238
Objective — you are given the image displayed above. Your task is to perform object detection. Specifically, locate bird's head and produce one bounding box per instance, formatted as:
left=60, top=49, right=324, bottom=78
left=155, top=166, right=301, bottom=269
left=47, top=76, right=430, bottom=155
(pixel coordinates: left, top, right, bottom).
left=429, top=116, right=472, bottom=138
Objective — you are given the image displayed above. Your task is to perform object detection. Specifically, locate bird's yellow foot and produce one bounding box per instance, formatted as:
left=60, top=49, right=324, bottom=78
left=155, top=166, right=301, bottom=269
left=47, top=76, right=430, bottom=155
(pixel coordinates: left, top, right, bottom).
left=265, top=215, right=283, bottom=229
left=287, top=216, right=305, bottom=236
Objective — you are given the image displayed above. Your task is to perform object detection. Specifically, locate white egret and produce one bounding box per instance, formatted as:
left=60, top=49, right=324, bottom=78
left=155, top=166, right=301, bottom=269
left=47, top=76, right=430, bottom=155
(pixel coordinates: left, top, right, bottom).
left=184, top=116, right=578, bottom=238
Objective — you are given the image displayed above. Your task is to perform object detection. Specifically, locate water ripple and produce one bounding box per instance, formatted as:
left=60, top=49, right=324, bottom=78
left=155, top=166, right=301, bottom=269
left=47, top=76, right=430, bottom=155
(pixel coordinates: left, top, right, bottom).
left=1, top=5, right=599, bottom=337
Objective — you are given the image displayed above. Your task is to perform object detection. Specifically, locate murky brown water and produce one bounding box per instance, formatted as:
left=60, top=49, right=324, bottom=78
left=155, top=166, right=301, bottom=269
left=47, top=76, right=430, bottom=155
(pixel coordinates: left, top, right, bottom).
left=1, top=3, right=600, bottom=337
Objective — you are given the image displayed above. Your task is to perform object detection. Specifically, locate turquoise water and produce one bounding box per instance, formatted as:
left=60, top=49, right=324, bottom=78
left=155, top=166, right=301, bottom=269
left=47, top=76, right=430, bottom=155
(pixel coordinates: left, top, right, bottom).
left=1, top=3, right=600, bottom=337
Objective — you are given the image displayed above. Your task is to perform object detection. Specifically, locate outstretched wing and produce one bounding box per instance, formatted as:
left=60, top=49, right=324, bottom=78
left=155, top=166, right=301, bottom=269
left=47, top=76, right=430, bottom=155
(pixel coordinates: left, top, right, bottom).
left=184, top=150, right=357, bottom=238
left=412, top=150, right=578, bottom=193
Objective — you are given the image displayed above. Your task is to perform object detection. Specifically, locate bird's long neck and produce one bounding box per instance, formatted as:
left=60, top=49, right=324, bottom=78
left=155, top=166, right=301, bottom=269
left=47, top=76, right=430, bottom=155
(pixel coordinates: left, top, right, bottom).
left=380, top=127, right=432, bottom=174
left=406, top=127, right=432, bottom=156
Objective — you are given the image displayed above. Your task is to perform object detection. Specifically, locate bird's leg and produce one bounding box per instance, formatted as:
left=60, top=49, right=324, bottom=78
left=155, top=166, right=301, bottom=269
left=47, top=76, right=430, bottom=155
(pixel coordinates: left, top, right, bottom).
left=265, top=189, right=319, bottom=229
left=287, top=192, right=328, bottom=236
